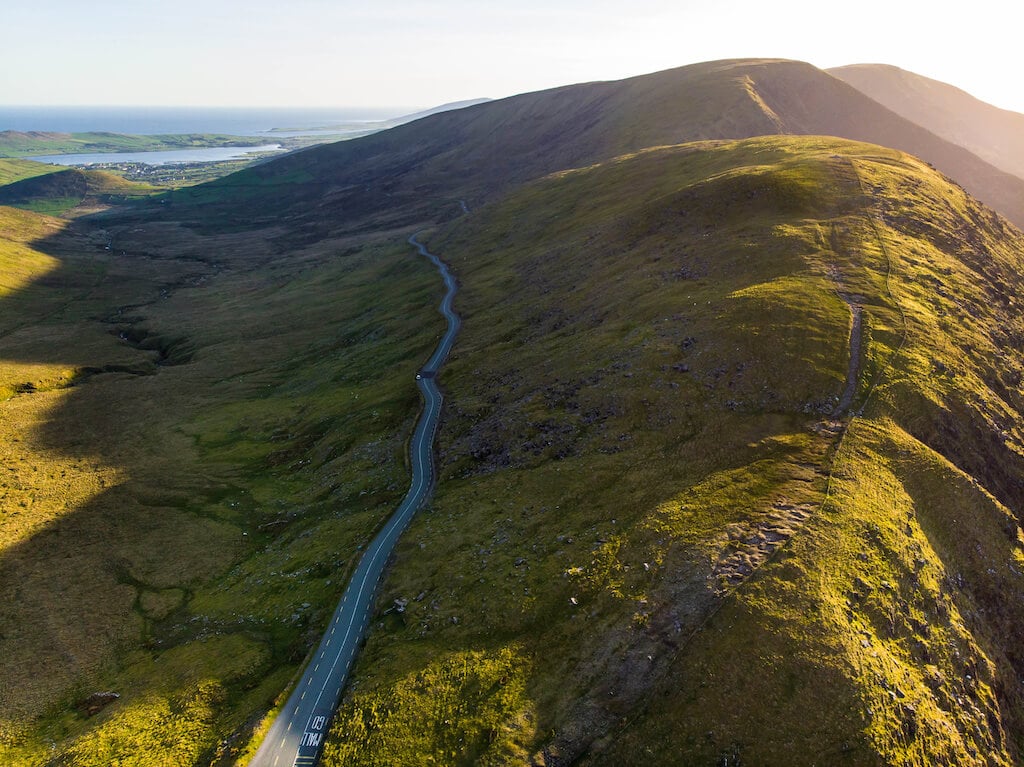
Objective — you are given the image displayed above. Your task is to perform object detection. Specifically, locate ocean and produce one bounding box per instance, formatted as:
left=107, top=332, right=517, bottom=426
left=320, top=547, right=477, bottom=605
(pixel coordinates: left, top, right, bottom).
left=0, top=106, right=416, bottom=137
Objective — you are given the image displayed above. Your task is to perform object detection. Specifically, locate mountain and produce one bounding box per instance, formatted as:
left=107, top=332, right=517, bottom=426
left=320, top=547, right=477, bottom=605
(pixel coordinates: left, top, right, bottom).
left=830, top=63, right=1024, bottom=182
left=392, top=98, right=492, bottom=124
left=5, top=59, right=1024, bottom=766
left=266, top=99, right=492, bottom=135
left=315, top=135, right=1024, bottom=767
left=173, top=58, right=1024, bottom=231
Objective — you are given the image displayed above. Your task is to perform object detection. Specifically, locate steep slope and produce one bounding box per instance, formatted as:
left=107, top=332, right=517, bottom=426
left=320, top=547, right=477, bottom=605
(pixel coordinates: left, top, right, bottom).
left=830, top=63, right=1024, bottom=181
left=316, top=136, right=1024, bottom=766
left=172, top=58, right=1024, bottom=230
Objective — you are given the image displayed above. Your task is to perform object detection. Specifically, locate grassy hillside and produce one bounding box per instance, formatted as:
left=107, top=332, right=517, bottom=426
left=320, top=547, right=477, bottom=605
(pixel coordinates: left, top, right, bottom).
left=831, top=63, right=1024, bottom=182
left=314, top=136, right=1024, bottom=766
left=0, top=158, right=61, bottom=186
left=0, top=168, right=158, bottom=215
left=0, top=130, right=265, bottom=158
left=169, top=58, right=1024, bottom=232
left=0, top=205, right=454, bottom=764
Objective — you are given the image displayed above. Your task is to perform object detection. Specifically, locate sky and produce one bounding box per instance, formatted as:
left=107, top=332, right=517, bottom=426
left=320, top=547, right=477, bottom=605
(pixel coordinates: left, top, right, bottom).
left=3, top=0, right=1023, bottom=113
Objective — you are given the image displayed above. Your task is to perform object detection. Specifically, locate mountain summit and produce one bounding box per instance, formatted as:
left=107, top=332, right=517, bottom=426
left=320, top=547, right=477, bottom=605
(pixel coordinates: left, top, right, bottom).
left=177, top=58, right=1024, bottom=231
left=831, top=63, right=1024, bottom=182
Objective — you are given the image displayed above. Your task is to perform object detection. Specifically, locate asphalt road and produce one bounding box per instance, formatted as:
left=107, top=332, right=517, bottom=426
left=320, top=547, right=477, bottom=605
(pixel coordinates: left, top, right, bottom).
left=249, top=233, right=460, bottom=767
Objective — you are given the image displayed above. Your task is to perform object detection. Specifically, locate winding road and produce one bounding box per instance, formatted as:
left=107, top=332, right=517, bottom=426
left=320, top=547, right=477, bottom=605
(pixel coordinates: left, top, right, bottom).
left=249, top=234, right=460, bottom=767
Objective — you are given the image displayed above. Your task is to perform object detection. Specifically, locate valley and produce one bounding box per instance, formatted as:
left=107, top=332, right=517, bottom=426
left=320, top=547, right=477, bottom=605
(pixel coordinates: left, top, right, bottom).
left=2, top=58, right=1024, bottom=766
left=0, top=208, right=447, bottom=764
left=249, top=234, right=461, bottom=767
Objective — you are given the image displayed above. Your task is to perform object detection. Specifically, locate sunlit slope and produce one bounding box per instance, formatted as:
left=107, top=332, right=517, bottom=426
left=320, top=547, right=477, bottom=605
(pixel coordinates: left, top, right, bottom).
left=174, top=58, right=1024, bottom=230
left=831, top=63, right=1024, bottom=181
left=0, top=206, right=64, bottom=297
left=0, top=158, right=61, bottom=186
left=318, top=136, right=1024, bottom=766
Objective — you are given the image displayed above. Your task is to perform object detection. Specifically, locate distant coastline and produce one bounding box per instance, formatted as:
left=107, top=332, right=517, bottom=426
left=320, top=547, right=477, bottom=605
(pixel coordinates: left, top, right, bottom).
left=0, top=106, right=416, bottom=137
left=0, top=100, right=487, bottom=170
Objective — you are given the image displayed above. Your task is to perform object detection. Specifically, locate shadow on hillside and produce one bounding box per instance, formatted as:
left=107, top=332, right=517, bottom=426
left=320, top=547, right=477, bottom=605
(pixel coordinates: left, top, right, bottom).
left=0, top=206, right=273, bottom=726
left=0, top=186, right=461, bottom=756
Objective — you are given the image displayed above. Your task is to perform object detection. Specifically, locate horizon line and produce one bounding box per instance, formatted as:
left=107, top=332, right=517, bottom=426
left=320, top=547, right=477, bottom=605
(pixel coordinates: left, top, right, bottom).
left=0, top=104, right=425, bottom=110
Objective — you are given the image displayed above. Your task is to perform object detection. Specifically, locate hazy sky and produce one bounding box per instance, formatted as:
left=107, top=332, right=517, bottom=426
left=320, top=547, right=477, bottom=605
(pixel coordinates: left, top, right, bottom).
left=4, top=0, right=1022, bottom=113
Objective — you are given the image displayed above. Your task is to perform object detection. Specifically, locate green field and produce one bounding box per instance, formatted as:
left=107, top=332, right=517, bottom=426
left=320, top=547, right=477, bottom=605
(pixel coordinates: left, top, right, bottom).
left=0, top=158, right=62, bottom=185
left=0, top=131, right=268, bottom=158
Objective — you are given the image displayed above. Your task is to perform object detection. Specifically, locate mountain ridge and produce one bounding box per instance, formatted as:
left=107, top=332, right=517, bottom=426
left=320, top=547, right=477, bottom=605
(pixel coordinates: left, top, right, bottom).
left=830, top=63, right=1024, bottom=182
left=315, top=134, right=1024, bottom=766
left=171, top=58, right=1024, bottom=232
left=4, top=58, right=1024, bottom=766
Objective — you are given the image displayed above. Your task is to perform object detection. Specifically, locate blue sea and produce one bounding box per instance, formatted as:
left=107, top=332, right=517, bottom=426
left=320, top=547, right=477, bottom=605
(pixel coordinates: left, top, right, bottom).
left=0, top=106, right=415, bottom=136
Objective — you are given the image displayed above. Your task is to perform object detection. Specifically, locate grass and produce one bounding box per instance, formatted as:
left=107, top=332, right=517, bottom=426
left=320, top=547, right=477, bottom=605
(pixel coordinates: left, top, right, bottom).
left=0, top=205, right=447, bottom=764
left=0, top=158, right=62, bottom=186
left=0, top=206, right=64, bottom=301
left=323, top=646, right=533, bottom=766
left=0, top=169, right=159, bottom=217
left=4, top=128, right=1024, bottom=765
left=0, top=131, right=267, bottom=158
left=314, top=136, right=1024, bottom=765
left=600, top=414, right=1023, bottom=765
left=58, top=634, right=269, bottom=766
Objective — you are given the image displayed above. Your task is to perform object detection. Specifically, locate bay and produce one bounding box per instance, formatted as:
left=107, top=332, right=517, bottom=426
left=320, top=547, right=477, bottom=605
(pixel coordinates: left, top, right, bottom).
left=30, top=144, right=285, bottom=166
